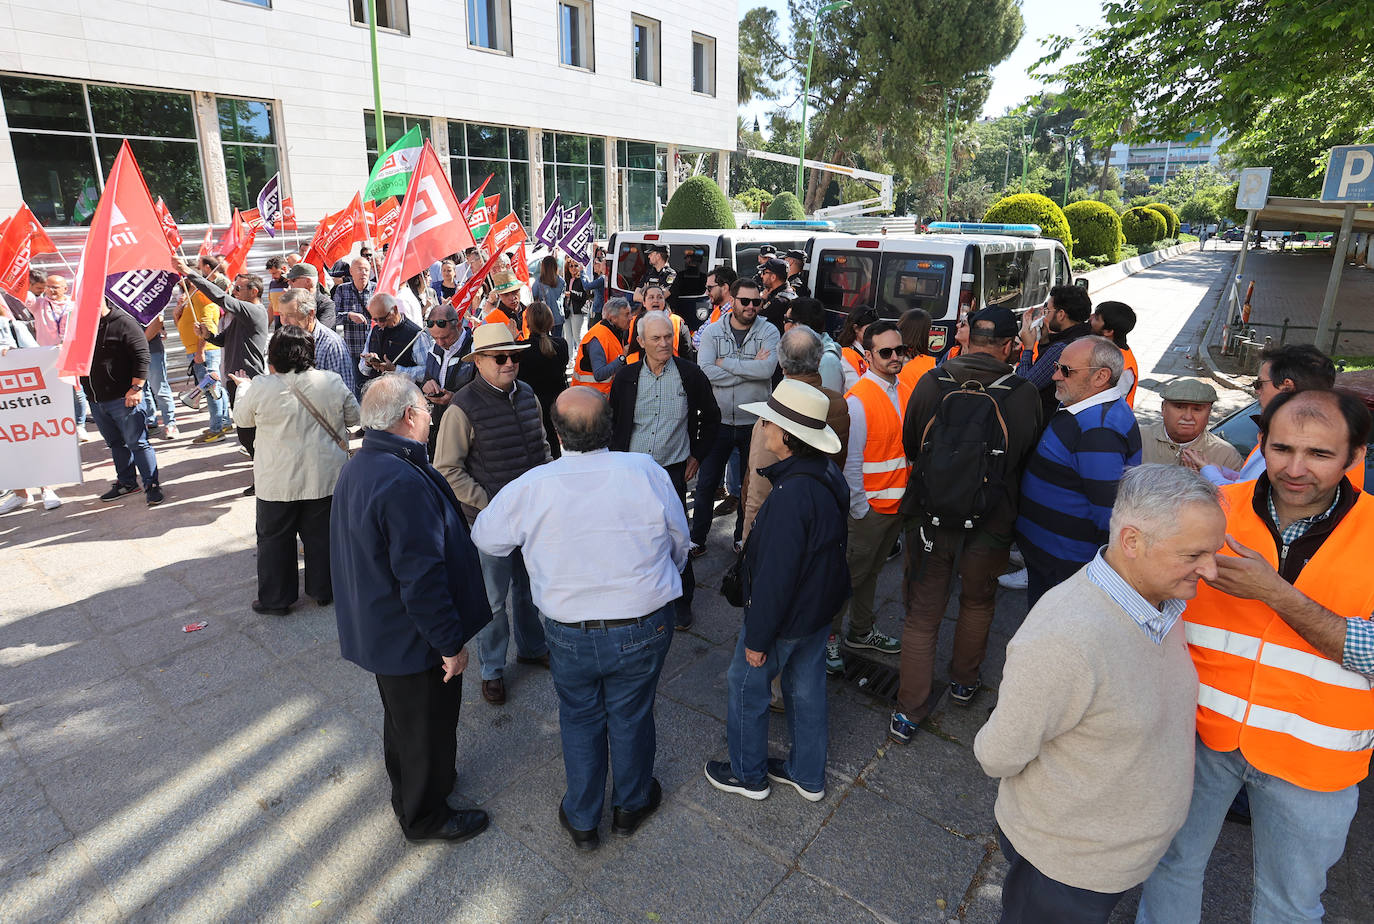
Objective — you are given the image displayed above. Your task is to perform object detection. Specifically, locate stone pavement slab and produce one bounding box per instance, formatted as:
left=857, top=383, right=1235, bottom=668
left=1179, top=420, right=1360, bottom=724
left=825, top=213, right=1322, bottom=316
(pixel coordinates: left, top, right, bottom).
left=2, top=259, right=1371, bottom=921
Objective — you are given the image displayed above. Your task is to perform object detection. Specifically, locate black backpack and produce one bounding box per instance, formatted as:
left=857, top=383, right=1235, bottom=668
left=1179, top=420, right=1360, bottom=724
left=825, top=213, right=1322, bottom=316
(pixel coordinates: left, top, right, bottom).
left=909, top=370, right=1019, bottom=542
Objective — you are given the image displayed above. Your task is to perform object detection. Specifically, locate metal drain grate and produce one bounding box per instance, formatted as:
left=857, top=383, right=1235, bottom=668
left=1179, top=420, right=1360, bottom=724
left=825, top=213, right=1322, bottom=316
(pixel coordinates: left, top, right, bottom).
left=839, top=652, right=900, bottom=703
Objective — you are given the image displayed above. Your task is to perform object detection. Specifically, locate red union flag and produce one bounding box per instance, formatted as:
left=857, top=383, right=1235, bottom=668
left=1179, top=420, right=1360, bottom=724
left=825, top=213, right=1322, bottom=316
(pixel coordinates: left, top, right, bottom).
left=459, top=173, right=493, bottom=219
left=60, top=141, right=177, bottom=377
left=197, top=226, right=213, bottom=259
left=277, top=197, right=297, bottom=232
left=448, top=212, right=527, bottom=310
left=223, top=226, right=259, bottom=279
left=376, top=141, right=476, bottom=296
left=301, top=212, right=337, bottom=282
left=153, top=197, right=182, bottom=249
left=365, top=196, right=401, bottom=246
left=320, top=192, right=368, bottom=266
left=0, top=204, right=58, bottom=299
left=240, top=208, right=266, bottom=232
left=215, top=209, right=247, bottom=255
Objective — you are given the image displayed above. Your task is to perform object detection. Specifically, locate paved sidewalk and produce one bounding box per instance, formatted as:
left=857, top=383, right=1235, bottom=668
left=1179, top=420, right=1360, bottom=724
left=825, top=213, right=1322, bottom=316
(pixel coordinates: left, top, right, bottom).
left=1231, top=245, right=1374, bottom=356
left=2, top=271, right=1371, bottom=921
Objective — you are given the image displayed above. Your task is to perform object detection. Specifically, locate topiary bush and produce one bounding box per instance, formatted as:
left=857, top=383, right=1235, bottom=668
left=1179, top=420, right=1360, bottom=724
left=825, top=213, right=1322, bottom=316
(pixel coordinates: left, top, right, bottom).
left=1145, top=201, right=1179, bottom=238
left=762, top=191, right=806, bottom=220
left=1063, top=200, right=1122, bottom=263
left=983, top=192, right=1074, bottom=258
left=659, top=175, right=737, bottom=230
left=1121, top=206, right=1167, bottom=247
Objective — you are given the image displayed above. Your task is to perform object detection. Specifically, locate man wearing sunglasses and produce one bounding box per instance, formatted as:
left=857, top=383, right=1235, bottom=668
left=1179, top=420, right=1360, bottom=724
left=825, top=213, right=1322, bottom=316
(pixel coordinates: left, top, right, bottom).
left=1017, top=285, right=1095, bottom=424
left=1016, top=336, right=1142, bottom=607
left=419, top=304, right=475, bottom=456
left=759, top=257, right=796, bottom=334
left=435, top=323, right=553, bottom=706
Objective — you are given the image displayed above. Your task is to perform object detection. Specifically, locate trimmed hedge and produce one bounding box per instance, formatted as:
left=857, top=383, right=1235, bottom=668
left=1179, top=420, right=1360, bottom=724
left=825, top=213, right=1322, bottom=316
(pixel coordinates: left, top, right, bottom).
left=1121, top=206, right=1167, bottom=247
left=983, top=193, right=1074, bottom=258
left=1063, top=200, right=1122, bottom=263
left=763, top=191, right=806, bottom=220
left=1145, top=201, right=1180, bottom=238
left=659, top=175, right=736, bottom=230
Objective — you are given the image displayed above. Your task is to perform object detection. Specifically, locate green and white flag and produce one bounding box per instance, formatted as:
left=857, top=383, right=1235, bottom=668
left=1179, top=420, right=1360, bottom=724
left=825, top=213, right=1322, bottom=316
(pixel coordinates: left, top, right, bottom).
left=72, top=180, right=99, bottom=224
left=364, top=125, right=424, bottom=203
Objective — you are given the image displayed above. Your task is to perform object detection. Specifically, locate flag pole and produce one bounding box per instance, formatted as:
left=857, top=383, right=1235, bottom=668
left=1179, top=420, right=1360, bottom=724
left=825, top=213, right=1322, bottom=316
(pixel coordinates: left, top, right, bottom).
left=367, top=0, right=387, bottom=157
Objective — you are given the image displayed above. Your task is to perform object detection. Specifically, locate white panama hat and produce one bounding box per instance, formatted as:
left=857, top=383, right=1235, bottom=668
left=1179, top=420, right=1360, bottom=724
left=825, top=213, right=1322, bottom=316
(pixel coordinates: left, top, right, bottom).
left=740, top=378, right=841, bottom=455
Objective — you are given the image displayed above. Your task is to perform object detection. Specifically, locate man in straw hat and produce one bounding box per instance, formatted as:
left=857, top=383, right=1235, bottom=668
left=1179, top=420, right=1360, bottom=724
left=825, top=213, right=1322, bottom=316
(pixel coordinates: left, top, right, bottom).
left=435, top=323, right=552, bottom=706
left=705, top=379, right=850, bottom=803
left=484, top=270, right=527, bottom=340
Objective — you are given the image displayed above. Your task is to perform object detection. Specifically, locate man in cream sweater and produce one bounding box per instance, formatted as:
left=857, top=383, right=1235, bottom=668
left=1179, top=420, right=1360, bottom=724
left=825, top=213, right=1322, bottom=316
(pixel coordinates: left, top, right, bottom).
left=974, top=464, right=1227, bottom=922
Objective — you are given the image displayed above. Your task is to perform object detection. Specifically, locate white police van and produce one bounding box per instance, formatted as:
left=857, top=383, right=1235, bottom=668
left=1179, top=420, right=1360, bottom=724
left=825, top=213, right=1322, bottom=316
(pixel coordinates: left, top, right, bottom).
left=606, top=221, right=834, bottom=330
left=805, top=222, right=1080, bottom=353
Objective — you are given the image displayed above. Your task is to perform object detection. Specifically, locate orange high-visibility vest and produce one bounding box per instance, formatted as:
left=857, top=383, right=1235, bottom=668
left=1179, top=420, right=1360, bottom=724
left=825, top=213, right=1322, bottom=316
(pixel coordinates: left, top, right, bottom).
left=842, top=346, right=867, bottom=379
left=898, top=353, right=935, bottom=391
left=572, top=322, right=624, bottom=394
left=847, top=375, right=913, bottom=514
left=1121, top=347, right=1139, bottom=407
left=485, top=305, right=528, bottom=340
left=1184, top=481, right=1374, bottom=791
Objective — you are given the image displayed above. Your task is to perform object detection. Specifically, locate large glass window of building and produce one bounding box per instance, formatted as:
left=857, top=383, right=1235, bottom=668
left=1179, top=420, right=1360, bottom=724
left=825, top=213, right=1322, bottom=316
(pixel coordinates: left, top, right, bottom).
left=558, top=0, right=594, bottom=70
left=219, top=98, right=281, bottom=213
left=542, top=133, right=606, bottom=237
left=0, top=75, right=208, bottom=225
left=617, top=140, right=666, bottom=231
left=450, top=122, right=531, bottom=227
left=363, top=111, right=431, bottom=172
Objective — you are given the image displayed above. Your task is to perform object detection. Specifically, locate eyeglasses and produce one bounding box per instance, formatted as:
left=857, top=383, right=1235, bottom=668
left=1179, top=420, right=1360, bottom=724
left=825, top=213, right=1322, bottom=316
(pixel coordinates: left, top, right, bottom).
left=782, top=315, right=795, bottom=325
left=1251, top=377, right=1272, bottom=394
left=407, top=404, right=431, bottom=418
left=872, top=345, right=909, bottom=360
left=485, top=352, right=522, bottom=366
left=1053, top=363, right=1105, bottom=378
left=736, top=297, right=763, bottom=307
left=427, top=318, right=456, bottom=328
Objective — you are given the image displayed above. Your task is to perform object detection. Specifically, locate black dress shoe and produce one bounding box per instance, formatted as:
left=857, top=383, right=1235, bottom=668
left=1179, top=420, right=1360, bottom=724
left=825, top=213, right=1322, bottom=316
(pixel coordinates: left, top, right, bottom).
left=405, top=809, right=490, bottom=844
left=251, top=599, right=291, bottom=616
left=558, top=804, right=600, bottom=851
left=311, top=596, right=333, bottom=607
left=482, top=678, right=506, bottom=704
left=612, top=778, right=662, bottom=837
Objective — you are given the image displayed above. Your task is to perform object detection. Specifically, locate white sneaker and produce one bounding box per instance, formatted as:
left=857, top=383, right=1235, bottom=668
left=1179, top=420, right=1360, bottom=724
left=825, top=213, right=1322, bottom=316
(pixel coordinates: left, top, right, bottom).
left=0, top=492, right=26, bottom=514
left=41, top=488, right=62, bottom=510
left=78, top=429, right=96, bottom=443
left=998, top=567, right=1029, bottom=590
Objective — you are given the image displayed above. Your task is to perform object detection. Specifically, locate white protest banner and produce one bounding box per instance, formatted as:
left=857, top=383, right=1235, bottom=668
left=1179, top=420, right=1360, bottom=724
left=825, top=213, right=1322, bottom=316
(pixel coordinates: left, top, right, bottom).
left=0, top=346, right=82, bottom=491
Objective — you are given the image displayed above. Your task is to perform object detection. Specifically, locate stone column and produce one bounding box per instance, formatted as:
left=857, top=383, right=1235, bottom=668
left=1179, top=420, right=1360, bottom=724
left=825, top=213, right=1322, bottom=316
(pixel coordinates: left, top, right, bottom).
left=605, top=136, right=620, bottom=236
left=665, top=143, right=679, bottom=200
left=530, top=127, right=545, bottom=219
left=431, top=116, right=449, bottom=162
left=194, top=91, right=231, bottom=224
left=716, top=150, right=731, bottom=198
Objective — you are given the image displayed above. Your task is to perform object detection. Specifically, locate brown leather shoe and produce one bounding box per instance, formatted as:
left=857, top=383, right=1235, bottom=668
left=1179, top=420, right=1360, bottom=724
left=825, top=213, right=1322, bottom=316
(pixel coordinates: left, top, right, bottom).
left=482, top=678, right=506, bottom=705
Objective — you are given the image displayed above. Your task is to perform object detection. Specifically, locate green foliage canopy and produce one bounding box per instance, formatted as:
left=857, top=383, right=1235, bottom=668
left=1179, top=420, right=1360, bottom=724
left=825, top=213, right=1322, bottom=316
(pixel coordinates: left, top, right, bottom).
left=984, top=193, right=1074, bottom=257
left=1145, top=201, right=1179, bottom=237
left=763, top=191, right=806, bottom=220
left=1064, top=200, right=1122, bottom=262
left=659, top=175, right=737, bottom=230
left=1121, top=206, right=1166, bottom=246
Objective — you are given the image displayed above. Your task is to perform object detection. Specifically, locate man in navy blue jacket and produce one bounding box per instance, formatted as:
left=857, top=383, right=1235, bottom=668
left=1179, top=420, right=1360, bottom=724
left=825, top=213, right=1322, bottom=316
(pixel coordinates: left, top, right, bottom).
left=331, top=374, right=492, bottom=843
left=705, top=380, right=850, bottom=803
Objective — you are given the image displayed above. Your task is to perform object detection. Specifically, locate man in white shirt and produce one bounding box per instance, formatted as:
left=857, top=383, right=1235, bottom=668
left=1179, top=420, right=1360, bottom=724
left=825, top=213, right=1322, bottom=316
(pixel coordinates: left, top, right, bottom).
left=472, top=388, right=688, bottom=853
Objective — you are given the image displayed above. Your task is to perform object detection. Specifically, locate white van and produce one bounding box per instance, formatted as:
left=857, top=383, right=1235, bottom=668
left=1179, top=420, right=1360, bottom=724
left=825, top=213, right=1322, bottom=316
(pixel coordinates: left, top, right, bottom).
left=606, top=226, right=832, bottom=329
left=805, top=223, right=1079, bottom=353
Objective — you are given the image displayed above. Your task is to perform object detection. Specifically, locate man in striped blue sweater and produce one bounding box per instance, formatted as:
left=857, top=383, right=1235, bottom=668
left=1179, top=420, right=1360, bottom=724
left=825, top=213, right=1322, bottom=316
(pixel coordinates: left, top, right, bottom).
left=1016, top=336, right=1142, bottom=607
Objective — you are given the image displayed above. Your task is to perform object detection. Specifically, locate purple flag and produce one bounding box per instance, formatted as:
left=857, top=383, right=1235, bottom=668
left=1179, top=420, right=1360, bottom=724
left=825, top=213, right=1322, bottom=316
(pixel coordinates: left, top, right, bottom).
left=557, top=207, right=596, bottom=266
left=256, top=173, right=282, bottom=238
left=105, top=269, right=179, bottom=325
left=534, top=194, right=564, bottom=248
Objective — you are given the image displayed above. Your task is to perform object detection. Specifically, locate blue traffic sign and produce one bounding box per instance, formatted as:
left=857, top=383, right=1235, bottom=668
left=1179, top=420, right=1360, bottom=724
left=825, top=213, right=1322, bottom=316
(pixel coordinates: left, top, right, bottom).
left=1321, top=146, right=1374, bottom=203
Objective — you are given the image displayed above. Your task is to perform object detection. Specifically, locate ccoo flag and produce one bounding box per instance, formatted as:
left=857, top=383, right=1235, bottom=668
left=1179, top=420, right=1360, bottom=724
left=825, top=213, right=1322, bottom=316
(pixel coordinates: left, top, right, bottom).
left=256, top=173, right=282, bottom=238
left=364, top=125, right=424, bottom=203
left=533, top=194, right=563, bottom=248
left=60, top=141, right=178, bottom=377
left=0, top=204, right=59, bottom=300
left=376, top=141, right=477, bottom=296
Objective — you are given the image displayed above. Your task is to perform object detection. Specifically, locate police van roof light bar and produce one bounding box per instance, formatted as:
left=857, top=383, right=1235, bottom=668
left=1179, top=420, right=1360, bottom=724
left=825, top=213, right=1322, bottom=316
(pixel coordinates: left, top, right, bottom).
left=927, top=222, right=1042, bottom=238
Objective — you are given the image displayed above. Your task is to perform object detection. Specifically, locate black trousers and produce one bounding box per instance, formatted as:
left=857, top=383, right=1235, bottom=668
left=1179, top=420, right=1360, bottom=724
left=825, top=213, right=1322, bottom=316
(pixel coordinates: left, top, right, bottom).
left=665, top=460, right=696, bottom=620
left=255, top=496, right=333, bottom=608
left=997, top=829, right=1127, bottom=924
left=375, top=666, right=462, bottom=838
left=226, top=377, right=256, bottom=458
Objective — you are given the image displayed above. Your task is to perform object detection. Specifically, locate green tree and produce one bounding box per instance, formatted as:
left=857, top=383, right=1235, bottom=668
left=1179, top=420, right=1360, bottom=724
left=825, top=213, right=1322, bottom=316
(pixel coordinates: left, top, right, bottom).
left=1179, top=193, right=1222, bottom=229
left=1122, top=170, right=1153, bottom=198
left=1037, top=2, right=1374, bottom=197
left=739, top=7, right=785, bottom=104
left=985, top=193, right=1074, bottom=256
left=1064, top=199, right=1122, bottom=261
left=1145, top=201, right=1179, bottom=238
left=1121, top=206, right=1166, bottom=246
left=659, top=175, right=737, bottom=230
left=763, top=191, right=806, bottom=220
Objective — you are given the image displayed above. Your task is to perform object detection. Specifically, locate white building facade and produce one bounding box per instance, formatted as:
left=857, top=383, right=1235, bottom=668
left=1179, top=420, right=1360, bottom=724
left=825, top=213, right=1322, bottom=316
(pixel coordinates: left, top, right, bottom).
left=0, top=0, right=738, bottom=234
left=1108, top=131, right=1230, bottom=185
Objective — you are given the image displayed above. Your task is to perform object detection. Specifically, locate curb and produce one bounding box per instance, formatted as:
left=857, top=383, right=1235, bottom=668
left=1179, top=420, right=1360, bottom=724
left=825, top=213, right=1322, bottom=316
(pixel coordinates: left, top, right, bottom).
left=1082, top=241, right=1199, bottom=293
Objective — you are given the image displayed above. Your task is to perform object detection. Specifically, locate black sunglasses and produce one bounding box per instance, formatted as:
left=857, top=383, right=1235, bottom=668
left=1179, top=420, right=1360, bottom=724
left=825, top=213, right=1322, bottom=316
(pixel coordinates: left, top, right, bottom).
left=736, top=297, right=763, bottom=307
left=427, top=318, right=457, bottom=328
left=486, top=352, right=522, bottom=365
left=1054, top=362, right=1103, bottom=378
left=872, top=345, right=909, bottom=360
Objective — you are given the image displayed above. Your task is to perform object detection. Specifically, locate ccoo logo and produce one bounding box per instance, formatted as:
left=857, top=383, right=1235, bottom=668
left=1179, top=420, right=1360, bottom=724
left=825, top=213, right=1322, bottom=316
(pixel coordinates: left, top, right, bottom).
left=0, top=366, right=45, bottom=395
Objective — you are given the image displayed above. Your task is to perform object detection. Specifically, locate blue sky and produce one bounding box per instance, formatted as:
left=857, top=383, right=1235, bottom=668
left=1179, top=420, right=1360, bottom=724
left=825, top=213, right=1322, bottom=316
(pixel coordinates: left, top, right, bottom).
left=738, top=0, right=1105, bottom=121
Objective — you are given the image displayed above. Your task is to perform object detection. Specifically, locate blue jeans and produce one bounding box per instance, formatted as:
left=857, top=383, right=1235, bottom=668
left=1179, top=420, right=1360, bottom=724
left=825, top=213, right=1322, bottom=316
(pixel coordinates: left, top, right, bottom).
left=1136, top=738, right=1359, bottom=924
left=691, top=423, right=753, bottom=544
left=72, top=384, right=88, bottom=428
left=90, top=398, right=158, bottom=488
left=726, top=624, right=829, bottom=790
left=543, top=603, right=674, bottom=830
left=195, top=350, right=229, bottom=432
left=475, top=548, right=546, bottom=680
left=726, top=447, right=741, bottom=497
left=141, top=346, right=176, bottom=429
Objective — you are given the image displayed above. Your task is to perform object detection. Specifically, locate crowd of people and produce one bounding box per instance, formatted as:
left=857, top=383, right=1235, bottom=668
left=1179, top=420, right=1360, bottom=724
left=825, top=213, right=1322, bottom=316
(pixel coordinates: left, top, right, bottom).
left=4, top=235, right=1372, bottom=924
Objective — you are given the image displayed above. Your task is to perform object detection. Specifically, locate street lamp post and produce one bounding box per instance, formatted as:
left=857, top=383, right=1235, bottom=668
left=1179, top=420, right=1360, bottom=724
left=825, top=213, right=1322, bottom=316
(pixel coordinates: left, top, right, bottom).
left=796, top=0, right=852, bottom=205
left=1020, top=116, right=1038, bottom=192
left=1048, top=130, right=1073, bottom=207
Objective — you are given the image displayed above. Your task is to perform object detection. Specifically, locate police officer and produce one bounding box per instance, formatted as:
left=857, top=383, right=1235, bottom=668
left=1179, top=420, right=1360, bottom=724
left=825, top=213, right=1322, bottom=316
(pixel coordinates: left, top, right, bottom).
left=753, top=244, right=777, bottom=286
left=785, top=249, right=810, bottom=299
left=758, top=257, right=796, bottom=334
left=637, top=245, right=677, bottom=305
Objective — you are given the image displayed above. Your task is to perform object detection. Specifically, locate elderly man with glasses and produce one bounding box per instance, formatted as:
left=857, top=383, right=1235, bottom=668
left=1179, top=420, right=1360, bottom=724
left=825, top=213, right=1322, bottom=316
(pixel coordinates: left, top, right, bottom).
left=418, top=304, right=475, bottom=457
left=1015, top=335, right=1142, bottom=607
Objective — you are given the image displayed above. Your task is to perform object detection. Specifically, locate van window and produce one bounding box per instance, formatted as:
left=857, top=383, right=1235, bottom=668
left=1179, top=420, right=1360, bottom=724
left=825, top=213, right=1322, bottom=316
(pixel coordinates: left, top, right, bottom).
left=616, top=241, right=649, bottom=291
left=1025, top=249, right=1052, bottom=308
left=815, top=250, right=877, bottom=317
left=734, top=239, right=806, bottom=273
left=876, top=255, right=951, bottom=319
left=982, top=250, right=1028, bottom=309
left=1055, top=248, right=1071, bottom=289
left=670, top=245, right=710, bottom=298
